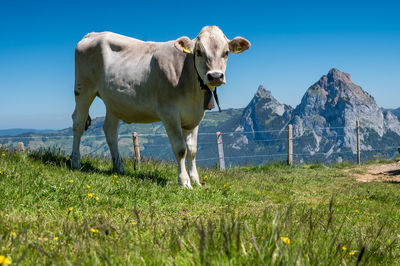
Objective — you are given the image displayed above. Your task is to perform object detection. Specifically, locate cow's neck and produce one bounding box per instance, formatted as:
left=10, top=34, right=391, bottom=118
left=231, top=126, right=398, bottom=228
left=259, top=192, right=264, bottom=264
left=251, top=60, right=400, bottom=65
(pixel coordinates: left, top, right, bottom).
left=193, top=55, right=222, bottom=112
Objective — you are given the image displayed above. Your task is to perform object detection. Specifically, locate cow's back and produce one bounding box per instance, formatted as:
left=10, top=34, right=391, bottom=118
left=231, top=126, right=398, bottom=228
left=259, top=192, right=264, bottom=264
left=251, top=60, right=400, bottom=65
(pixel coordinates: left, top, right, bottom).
left=75, top=32, right=181, bottom=123
left=75, top=32, right=160, bottom=88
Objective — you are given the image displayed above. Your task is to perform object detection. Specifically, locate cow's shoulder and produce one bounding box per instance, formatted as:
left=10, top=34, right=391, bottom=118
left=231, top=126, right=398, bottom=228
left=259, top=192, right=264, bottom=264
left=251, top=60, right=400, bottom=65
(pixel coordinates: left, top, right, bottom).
left=152, top=42, right=191, bottom=87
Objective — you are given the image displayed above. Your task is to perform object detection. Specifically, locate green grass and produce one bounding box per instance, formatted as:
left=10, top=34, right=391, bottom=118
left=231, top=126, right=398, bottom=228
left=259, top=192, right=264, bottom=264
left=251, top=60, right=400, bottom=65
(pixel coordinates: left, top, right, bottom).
left=1, top=148, right=400, bottom=265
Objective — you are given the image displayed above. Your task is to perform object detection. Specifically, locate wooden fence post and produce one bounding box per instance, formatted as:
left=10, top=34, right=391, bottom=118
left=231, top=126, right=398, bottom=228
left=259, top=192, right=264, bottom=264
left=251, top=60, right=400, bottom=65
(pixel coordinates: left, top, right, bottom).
left=216, top=132, right=225, bottom=171
left=356, top=120, right=360, bottom=165
left=17, top=142, right=25, bottom=152
left=132, top=132, right=141, bottom=164
left=287, top=124, right=293, bottom=166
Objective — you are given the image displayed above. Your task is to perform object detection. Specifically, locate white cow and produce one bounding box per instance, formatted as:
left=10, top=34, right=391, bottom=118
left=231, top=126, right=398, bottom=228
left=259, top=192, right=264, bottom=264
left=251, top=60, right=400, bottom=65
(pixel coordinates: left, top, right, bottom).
left=71, top=26, right=250, bottom=188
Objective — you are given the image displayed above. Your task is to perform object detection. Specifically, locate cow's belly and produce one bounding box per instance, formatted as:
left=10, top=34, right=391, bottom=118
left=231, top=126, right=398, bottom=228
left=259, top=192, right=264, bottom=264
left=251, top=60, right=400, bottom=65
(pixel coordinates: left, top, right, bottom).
left=99, top=83, right=160, bottom=123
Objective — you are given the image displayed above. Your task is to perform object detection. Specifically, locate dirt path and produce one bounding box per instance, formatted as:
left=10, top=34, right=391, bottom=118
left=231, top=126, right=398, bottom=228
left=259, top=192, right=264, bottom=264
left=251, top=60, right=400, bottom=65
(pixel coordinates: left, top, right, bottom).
left=346, top=162, right=400, bottom=182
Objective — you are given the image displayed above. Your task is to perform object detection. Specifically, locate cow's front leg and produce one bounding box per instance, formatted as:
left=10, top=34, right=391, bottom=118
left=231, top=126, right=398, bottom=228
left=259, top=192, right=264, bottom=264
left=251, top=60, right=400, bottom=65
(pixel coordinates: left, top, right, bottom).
left=183, top=126, right=201, bottom=186
left=161, top=113, right=192, bottom=189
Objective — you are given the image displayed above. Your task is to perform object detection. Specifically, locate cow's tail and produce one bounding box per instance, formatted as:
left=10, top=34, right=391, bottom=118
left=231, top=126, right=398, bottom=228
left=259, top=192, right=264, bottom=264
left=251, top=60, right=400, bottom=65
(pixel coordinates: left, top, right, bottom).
left=84, top=115, right=92, bottom=131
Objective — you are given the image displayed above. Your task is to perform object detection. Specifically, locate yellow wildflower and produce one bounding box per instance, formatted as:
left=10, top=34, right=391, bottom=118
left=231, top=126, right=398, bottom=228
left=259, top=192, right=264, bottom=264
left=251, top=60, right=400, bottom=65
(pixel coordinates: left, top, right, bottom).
left=114, top=175, right=118, bottom=178
left=0, top=171, right=2, bottom=174
left=11, top=232, right=16, bottom=237
left=204, top=175, right=207, bottom=179
left=349, top=251, right=355, bottom=256
left=90, top=228, right=99, bottom=233
left=342, top=246, right=347, bottom=251
left=61, top=187, right=64, bottom=190
left=0, top=255, right=11, bottom=265
left=68, top=207, right=73, bottom=212
left=257, top=191, right=260, bottom=195
left=115, top=180, right=119, bottom=184
left=69, top=180, right=74, bottom=184
left=224, top=184, right=226, bottom=187
left=87, top=193, right=93, bottom=199
left=355, top=210, right=359, bottom=213
left=86, top=185, right=91, bottom=189
left=280, top=236, right=291, bottom=244
left=54, top=236, right=59, bottom=241
left=95, top=197, right=99, bottom=201
left=1, top=154, right=5, bottom=157
left=366, top=196, right=369, bottom=199
left=5, top=214, right=8, bottom=217
left=131, top=222, right=137, bottom=225
left=229, top=186, right=232, bottom=189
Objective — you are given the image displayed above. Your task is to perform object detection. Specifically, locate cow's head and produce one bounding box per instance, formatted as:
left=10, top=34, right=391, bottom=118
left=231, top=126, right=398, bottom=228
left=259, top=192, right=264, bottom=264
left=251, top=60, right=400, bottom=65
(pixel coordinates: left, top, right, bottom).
left=175, top=26, right=250, bottom=89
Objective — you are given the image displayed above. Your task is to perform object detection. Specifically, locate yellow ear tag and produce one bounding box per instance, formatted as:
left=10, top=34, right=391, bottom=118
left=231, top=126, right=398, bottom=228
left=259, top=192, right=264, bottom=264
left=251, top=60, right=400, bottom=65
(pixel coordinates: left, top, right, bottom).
left=235, top=45, right=242, bottom=53
left=183, top=47, right=191, bottom=54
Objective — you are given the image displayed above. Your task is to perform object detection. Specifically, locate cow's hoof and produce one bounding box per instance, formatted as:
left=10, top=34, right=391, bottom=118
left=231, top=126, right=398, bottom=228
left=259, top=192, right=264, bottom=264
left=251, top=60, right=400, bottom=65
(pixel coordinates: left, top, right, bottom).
left=71, top=152, right=81, bottom=169
left=71, top=160, right=81, bottom=169
left=182, top=180, right=193, bottom=189
left=194, top=180, right=202, bottom=186
left=114, top=164, right=125, bottom=175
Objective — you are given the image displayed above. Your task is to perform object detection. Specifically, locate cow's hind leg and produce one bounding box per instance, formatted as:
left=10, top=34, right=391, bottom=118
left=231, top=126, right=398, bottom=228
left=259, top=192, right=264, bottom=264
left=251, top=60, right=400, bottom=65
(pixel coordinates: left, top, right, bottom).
left=184, top=126, right=201, bottom=186
left=71, top=87, right=96, bottom=169
left=103, top=110, right=125, bottom=174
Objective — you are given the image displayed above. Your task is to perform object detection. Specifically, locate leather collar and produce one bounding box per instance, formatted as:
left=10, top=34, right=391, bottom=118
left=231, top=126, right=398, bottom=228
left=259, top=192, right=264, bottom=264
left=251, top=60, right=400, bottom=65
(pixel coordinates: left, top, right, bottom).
left=193, top=54, right=222, bottom=112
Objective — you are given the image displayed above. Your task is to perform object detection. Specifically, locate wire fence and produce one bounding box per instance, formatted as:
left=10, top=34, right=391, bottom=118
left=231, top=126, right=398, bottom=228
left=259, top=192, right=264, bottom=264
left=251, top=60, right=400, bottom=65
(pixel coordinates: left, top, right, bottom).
left=1, top=125, right=399, bottom=168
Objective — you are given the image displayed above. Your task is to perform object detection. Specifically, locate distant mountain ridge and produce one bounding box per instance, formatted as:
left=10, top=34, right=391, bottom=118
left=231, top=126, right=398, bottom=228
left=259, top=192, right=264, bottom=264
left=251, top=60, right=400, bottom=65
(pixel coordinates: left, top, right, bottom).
left=2, top=68, right=399, bottom=165
left=0, top=128, right=56, bottom=137
left=393, top=108, right=400, bottom=118
left=207, top=68, right=400, bottom=163
left=383, top=107, right=400, bottom=119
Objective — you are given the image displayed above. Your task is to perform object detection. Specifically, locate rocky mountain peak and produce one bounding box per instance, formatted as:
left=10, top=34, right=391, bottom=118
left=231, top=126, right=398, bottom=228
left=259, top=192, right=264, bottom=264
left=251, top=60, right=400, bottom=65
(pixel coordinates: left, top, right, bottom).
left=298, top=68, right=378, bottom=113
left=248, top=85, right=291, bottom=116
left=326, top=68, right=353, bottom=84
left=233, top=85, right=292, bottom=145
left=255, top=85, right=272, bottom=99
left=293, top=68, right=386, bottom=152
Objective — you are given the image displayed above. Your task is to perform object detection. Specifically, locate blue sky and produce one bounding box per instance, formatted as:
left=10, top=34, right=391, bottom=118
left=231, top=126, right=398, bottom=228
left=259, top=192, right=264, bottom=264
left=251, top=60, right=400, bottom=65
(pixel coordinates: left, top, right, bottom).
left=0, top=0, right=399, bottom=129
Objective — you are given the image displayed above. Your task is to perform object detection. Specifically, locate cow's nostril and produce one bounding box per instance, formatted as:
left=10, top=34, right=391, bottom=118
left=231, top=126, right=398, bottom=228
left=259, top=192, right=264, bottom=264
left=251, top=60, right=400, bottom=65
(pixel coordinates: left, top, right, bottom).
left=207, top=72, right=224, bottom=81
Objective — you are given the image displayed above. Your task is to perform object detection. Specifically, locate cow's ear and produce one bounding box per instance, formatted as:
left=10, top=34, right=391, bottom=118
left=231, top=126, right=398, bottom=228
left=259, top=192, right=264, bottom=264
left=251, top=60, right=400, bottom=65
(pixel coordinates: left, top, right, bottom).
left=175, top=36, right=194, bottom=54
left=229, top=37, right=251, bottom=54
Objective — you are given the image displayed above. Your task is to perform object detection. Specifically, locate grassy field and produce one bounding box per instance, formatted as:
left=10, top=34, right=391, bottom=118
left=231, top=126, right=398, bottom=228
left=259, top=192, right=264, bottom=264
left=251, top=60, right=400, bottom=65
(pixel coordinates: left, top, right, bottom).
left=0, top=148, right=400, bottom=265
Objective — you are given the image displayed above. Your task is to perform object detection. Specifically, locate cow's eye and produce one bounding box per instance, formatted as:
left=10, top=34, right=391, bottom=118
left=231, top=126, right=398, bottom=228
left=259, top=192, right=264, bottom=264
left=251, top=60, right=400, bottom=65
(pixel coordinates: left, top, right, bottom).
left=223, top=51, right=229, bottom=58
left=196, top=50, right=202, bottom=57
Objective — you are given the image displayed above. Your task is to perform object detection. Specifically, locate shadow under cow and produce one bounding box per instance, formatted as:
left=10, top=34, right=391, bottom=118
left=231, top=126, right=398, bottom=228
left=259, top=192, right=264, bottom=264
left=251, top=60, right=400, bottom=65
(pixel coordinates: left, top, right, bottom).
left=28, top=148, right=168, bottom=186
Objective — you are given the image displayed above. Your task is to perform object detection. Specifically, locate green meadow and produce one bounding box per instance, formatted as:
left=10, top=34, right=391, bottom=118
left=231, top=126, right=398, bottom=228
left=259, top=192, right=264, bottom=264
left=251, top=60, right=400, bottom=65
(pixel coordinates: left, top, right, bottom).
left=0, top=148, right=399, bottom=265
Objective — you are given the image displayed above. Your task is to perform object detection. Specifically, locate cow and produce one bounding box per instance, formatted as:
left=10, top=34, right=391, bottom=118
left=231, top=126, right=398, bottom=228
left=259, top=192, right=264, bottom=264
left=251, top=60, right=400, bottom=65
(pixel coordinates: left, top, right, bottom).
left=71, top=26, right=250, bottom=188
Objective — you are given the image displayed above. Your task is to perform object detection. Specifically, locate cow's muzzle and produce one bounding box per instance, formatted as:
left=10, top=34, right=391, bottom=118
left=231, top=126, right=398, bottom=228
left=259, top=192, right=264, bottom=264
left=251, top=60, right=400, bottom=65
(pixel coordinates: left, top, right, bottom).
left=206, top=71, right=225, bottom=87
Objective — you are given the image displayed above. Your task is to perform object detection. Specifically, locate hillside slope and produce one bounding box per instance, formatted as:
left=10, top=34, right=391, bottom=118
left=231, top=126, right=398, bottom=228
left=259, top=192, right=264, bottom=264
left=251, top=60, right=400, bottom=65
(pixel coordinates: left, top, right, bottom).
left=1, top=149, right=400, bottom=264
